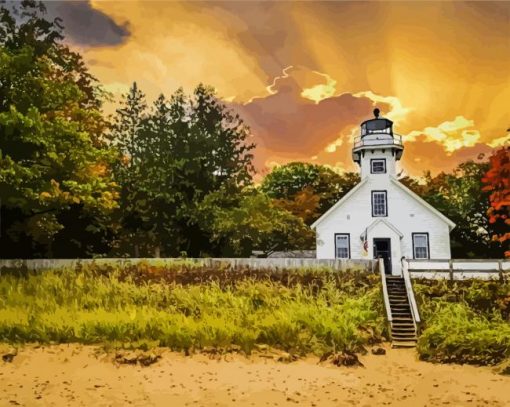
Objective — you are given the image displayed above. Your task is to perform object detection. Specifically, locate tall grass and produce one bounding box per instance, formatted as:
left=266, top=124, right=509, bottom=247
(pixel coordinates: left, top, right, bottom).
left=0, top=265, right=385, bottom=355
left=414, top=279, right=510, bottom=365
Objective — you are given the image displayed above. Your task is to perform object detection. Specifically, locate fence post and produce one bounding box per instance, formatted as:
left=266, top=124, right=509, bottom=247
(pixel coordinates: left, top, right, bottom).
left=499, top=260, right=504, bottom=282
left=449, top=259, right=453, bottom=281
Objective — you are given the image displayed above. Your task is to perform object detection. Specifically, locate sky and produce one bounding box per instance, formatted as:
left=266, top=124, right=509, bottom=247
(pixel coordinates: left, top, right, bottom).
left=47, top=1, right=510, bottom=177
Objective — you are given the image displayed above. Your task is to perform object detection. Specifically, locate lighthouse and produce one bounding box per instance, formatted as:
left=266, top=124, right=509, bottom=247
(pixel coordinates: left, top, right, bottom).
left=312, top=109, right=456, bottom=275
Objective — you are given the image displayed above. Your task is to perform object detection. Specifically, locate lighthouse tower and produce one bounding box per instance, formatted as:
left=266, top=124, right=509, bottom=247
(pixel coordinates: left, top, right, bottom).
left=352, top=108, right=403, bottom=179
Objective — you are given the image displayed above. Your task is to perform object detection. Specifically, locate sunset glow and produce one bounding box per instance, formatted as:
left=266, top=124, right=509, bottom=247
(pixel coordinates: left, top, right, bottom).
left=50, top=0, right=510, bottom=176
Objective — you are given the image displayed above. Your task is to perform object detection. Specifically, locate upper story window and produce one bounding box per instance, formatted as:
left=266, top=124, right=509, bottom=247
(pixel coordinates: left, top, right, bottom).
left=413, top=233, right=430, bottom=259
left=371, top=159, right=386, bottom=174
left=335, top=234, right=350, bottom=259
left=371, top=191, right=387, bottom=217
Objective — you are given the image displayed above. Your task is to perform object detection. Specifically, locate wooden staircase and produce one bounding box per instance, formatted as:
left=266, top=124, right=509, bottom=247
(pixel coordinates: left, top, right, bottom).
left=385, top=275, right=418, bottom=347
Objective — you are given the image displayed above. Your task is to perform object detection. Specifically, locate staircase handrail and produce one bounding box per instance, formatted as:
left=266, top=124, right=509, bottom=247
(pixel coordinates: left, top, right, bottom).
left=401, top=258, right=421, bottom=324
left=379, top=258, right=393, bottom=323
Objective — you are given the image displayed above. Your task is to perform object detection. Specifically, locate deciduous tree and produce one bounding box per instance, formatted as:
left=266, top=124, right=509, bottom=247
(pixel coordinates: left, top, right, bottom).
left=482, top=146, right=510, bottom=257
left=0, top=0, right=117, bottom=257
left=261, top=162, right=359, bottom=224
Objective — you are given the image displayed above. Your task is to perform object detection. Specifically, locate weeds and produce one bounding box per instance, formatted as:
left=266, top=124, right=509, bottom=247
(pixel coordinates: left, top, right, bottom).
left=415, top=279, right=510, bottom=365
left=0, top=265, right=384, bottom=355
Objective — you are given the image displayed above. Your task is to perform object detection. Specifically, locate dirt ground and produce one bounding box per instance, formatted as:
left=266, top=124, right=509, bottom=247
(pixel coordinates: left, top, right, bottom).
left=1, top=344, right=509, bottom=407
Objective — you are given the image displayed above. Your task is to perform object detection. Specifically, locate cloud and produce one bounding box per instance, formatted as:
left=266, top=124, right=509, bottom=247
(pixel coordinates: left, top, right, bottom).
left=45, top=1, right=130, bottom=47
left=53, top=1, right=509, bottom=178
left=400, top=141, right=492, bottom=177
left=205, top=2, right=320, bottom=81
left=405, top=116, right=481, bottom=153
left=228, top=66, right=391, bottom=170
left=229, top=67, right=500, bottom=178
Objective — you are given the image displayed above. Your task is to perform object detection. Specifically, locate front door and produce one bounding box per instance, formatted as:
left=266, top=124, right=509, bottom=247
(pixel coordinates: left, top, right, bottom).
left=373, top=238, right=392, bottom=274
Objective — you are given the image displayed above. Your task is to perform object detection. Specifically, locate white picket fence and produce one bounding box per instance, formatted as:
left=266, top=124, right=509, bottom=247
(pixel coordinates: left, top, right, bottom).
left=0, top=258, right=376, bottom=273
left=0, top=258, right=508, bottom=280
left=405, top=259, right=510, bottom=280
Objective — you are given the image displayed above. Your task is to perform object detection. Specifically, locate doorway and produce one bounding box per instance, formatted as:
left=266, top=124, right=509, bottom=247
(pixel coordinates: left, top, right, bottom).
left=373, top=238, right=392, bottom=274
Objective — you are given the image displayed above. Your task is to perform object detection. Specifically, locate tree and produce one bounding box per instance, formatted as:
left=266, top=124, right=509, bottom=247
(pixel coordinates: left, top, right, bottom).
left=260, top=162, right=360, bottom=224
left=197, top=187, right=315, bottom=257
left=403, top=157, right=505, bottom=258
left=482, top=146, right=510, bottom=257
left=110, top=82, right=155, bottom=256
left=0, top=1, right=117, bottom=258
left=111, top=84, right=256, bottom=257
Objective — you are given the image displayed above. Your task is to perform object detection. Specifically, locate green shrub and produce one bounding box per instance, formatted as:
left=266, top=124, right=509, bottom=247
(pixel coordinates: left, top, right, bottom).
left=417, top=302, right=510, bottom=365
left=415, top=279, right=510, bottom=365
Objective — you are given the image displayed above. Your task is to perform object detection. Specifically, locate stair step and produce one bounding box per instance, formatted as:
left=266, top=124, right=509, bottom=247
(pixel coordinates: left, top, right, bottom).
left=392, top=328, right=416, bottom=333
left=392, top=335, right=417, bottom=341
left=392, top=341, right=417, bottom=348
left=391, top=330, right=416, bottom=339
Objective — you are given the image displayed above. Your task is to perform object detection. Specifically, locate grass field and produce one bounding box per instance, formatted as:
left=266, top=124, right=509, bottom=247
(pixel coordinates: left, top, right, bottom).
left=2, top=263, right=509, bottom=365
left=0, top=263, right=385, bottom=355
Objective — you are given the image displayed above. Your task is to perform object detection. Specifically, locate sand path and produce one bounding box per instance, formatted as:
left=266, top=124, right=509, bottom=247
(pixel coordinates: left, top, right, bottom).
left=1, top=344, right=509, bottom=406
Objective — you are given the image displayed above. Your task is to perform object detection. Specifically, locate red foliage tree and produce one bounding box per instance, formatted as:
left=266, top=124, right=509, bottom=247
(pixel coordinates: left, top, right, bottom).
left=482, top=146, right=510, bottom=257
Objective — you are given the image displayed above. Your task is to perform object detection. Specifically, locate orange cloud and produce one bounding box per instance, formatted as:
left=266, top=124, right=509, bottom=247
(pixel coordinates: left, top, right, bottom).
left=228, top=67, right=391, bottom=171
left=56, top=1, right=510, bottom=177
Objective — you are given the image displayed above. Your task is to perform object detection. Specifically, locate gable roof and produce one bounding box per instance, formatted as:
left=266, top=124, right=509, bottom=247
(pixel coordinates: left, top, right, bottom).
left=311, top=176, right=456, bottom=231
left=311, top=178, right=368, bottom=229
left=363, top=218, right=404, bottom=239
left=389, top=177, right=456, bottom=230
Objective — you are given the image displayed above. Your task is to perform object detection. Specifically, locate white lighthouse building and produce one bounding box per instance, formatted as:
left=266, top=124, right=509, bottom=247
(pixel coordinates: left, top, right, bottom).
left=312, top=109, right=456, bottom=275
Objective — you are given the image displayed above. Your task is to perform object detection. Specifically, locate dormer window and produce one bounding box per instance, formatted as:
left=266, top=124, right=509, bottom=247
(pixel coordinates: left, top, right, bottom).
left=371, top=159, right=386, bottom=174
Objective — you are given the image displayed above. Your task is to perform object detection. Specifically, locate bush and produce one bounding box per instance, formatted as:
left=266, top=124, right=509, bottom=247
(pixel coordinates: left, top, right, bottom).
left=414, top=279, right=510, bottom=365
left=417, top=302, right=510, bottom=365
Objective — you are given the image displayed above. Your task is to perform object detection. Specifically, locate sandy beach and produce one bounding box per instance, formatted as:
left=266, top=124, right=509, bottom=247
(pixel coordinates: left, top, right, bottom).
left=1, top=344, right=509, bottom=407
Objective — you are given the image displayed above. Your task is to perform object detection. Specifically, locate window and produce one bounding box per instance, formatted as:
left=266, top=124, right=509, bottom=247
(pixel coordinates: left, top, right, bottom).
left=413, top=233, right=429, bottom=259
left=371, top=191, right=387, bottom=217
left=335, top=234, right=350, bottom=259
left=371, top=159, right=386, bottom=174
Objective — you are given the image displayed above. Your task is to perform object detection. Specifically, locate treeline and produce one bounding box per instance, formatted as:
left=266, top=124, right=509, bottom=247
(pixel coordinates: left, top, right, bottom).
left=0, top=1, right=508, bottom=259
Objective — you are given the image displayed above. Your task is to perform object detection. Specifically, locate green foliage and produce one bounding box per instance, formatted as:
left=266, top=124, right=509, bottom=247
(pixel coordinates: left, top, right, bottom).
left=414, top=279, right=510, bottom=365
left=417, top=302, right=510, bottom=365
left=197, top=187, right=315, bottom=256
left=401, top=158, right=505, bottom=258
left=111, top=83, right=257, bottom=257
left=0, top=265, right=384, bottom=354
left=260, top=162, right=360, bottom=224
left=0, top=1, right=117, bottom=257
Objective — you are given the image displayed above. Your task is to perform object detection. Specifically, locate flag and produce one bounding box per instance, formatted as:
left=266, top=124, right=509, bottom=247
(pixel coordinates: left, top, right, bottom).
left=361, top=228, right=368, bottom=256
